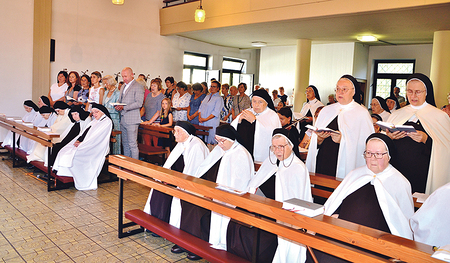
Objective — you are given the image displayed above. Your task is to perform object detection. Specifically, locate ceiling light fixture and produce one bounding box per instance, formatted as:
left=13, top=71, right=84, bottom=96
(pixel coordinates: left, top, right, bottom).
left=357, top=35, right=378, bottom=42
left=112, top=0, right=124, bottom=5
left=251, top=41, right=267, bottom=47
left=195, top=0, right=206, bottom=23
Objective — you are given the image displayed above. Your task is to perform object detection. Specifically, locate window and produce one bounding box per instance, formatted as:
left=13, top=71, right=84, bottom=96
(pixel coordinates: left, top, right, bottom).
left=373, top=60, right=415, bottom=99
left=182, top=52, right=209, bottom=84
left=222, top=57, right=246, bottom=87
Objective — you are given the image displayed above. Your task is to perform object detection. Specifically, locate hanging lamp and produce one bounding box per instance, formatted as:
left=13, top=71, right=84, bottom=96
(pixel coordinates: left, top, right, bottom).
left=195, top=0, right=205, bottom=23
left=112, top=0, right=124, bottom=5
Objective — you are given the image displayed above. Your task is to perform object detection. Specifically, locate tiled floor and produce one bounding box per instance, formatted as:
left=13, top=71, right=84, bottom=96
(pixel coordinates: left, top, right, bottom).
left=0, top=157, right=209, bottom=262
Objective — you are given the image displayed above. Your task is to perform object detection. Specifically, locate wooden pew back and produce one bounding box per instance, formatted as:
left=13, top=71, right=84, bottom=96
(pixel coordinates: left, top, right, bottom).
left=109, top=155, right=438, bottom=263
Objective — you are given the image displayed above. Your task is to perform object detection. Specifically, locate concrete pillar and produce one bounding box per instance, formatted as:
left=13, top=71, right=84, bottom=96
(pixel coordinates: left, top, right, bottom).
left=430, top=30, right=450, bottom=108
left=33, top=0, right=52, bottom=102
left=293, top=39, right=312, bottom=112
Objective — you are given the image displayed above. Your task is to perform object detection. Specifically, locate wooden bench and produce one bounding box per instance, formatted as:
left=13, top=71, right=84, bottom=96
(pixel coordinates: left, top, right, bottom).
left=192, top=124, right=212, bottom=143
left=109, top=155, right=439, bottom=263
left=138, top=124, right=172, bottom=163
left=125, top=209, right=250, bottom=263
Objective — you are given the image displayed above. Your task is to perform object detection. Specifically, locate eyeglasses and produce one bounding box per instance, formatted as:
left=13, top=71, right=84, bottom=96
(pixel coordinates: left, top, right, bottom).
left=363, top=151, right=388, bottom=159
left=215, top=137, right=227, bottom=145
left=334, top=87, right=354, bottom=94
left=305, top=89, right=314, bottom=94
left=270, top=144, right=288, bottom=152
left=406, top=89, right=426, bottom=96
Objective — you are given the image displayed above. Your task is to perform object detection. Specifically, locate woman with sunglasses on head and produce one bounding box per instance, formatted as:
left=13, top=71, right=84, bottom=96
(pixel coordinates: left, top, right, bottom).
left=306, top=133, right=414, bottom=262
left=306, top=75, right=374, bottom=181
left=386, top=73, right=450, bottom=194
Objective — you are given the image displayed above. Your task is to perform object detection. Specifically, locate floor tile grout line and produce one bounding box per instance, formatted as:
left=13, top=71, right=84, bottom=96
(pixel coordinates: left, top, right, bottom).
left=0, top=231, right=26, bottom=262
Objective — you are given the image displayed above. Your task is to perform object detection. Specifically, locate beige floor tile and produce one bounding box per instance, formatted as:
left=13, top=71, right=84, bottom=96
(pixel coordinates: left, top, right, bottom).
left=130, top=233, right=173, bottom=251
left=57, top=239, right=103, bottom=259
left=0, top=243, right=22, bottom=261
left=1, top=225, right=44, bottom=242
left=21, top=247, right=72, bottom=262
left=104, top=240, right=150, bottom=261
left=0, top=216, right=34, bottom=232
left=77, top=221, right=115, bottom=238
left=151, top=245, right=188, bottom=262
left=45, top=228, right=87, bottom=245
left=123, top=251, right=168, bottom=262
left=8, top=235, right=54, bottom=256
left=71, top=248, right=119, bottom=263
left=34, top=218, right=74, bottom=234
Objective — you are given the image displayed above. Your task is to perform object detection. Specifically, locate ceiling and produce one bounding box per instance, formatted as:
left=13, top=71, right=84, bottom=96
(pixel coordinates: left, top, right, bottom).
left=176, top=3, right=450, bottom=49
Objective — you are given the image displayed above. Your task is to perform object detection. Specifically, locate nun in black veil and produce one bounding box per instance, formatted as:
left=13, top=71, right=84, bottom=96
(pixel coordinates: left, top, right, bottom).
left=386, top=73, right=450, bottom=194
left=231, top=89, right=281, bottom=163
left=296, top=85, right=324, bottom=140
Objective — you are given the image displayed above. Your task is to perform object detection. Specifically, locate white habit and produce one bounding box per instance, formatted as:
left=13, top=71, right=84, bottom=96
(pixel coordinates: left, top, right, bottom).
left=249, top=152, right=312, bottom=263
left=324, top=164, right=414, bottom=239
left=306, top=100, right=374, bottom=179
left=387, top=104, right=450, bottom=194
left=231, top=107, right=281, bottom=163
left=53, top=115, right=112, bottom=190
left=143, top=135, right=209, bottom=228
left=206, top=141, right=254, bottom=250
left=410, top=182, right=450, bottom=247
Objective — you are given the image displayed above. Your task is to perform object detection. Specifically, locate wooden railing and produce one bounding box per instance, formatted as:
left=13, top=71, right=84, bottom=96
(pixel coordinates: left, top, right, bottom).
left=109, top=155, right=438, bottom=263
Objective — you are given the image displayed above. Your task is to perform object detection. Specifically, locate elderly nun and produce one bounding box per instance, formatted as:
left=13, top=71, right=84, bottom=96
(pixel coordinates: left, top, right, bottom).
left=371, top=96, right=391, bottom=121
left=2, top=100, right=39, bottom=148
left=48, top=105, right=91, bottom=167
left=231, top=89, right=281, bottom=163
left=296, top=85, right=324, bottom=140
left=242, top=128, right=312, bottom=263
left=27, top=101, right=72, bottom=163
left=386, top=73, right=450, bottom=194
left=19, top=106, right=58, bottom=153
left=307, top=133, right=414, bottom=262
left=143, top=121, right=209, bottom=229
left=53, top=103, right=112, bottom=190
left=177, top=124, right=253, bottom=260
left=306, top=75, right=374, bottom=180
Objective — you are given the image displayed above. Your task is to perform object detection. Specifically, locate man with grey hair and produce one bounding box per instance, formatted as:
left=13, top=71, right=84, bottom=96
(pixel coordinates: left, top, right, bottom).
left=115, top=67, right=144, bottom=159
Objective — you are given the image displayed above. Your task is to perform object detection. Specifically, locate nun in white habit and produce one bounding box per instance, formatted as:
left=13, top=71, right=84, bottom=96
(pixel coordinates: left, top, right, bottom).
left=371, top=96, right=391, bottom=121
left=306, top=75, right=374, bottom=180
left=295, top=85, right=324, bottom=140
left=53, top=103, right=112, bottom=190
left=207, top=124, right=254, bottom=251
left=2, top=100, right=39, bottom=148
left=231, top=89, right=281, bottom=163
left=143, top=121, right=209, bottom=228
left=19, top=106, right=58, bottom=154
left=386, top=73, right=450, bottom=194
left=410, top=182, right=450, bottom=247
left=307, top=133, right=414, bottom=262
left=47, top=105, right=91, bottom=167
left=27, top=101, right=72, bottom=163
left=247, top=128, right=312, bottom=263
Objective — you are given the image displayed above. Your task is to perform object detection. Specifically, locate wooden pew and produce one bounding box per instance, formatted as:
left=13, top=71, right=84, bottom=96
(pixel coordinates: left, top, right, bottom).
left=0, top=116, right=68, bottom=191
left=309, top=172, right=423, bottom=209
left=138, top=124, right=172, bottom=163
left=109, top=155, right=439, bottom=263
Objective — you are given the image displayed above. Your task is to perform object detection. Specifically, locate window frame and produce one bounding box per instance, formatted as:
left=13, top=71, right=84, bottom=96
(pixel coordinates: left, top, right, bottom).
left=372, top=59, right=415, bottom=98
left=183, top=52, right=209, bottom=84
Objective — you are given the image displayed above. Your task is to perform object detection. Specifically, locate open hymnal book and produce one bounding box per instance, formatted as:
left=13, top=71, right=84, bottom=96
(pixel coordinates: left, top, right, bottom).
left=376, top=121, right=416, bottom=133
left=412, top=192, right=430, bottom=203
left=215, top=185, right=247, bottom=196
left=110, top=102, right=127, bottom=106
left=432, top=244, right=450, bottom=262
left=282, top=198, right=324, bottom=217
left=305, top=124, right=339, bottom=134
left=66, top=96, right=76, bottom=101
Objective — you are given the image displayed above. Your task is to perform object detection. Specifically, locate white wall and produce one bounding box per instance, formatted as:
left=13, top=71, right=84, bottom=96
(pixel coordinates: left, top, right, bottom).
left=0, top=0, right=34, bottom=116
left=50, top=0, right=257, bottom=86
left=309, top=42, right=355, bottom=102
left=259, top=45, right=297, bottom=94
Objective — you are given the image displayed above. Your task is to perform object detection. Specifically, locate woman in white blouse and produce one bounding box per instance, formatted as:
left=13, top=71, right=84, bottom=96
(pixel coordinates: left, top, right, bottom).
left=48, top=71, right=69, bottom=106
